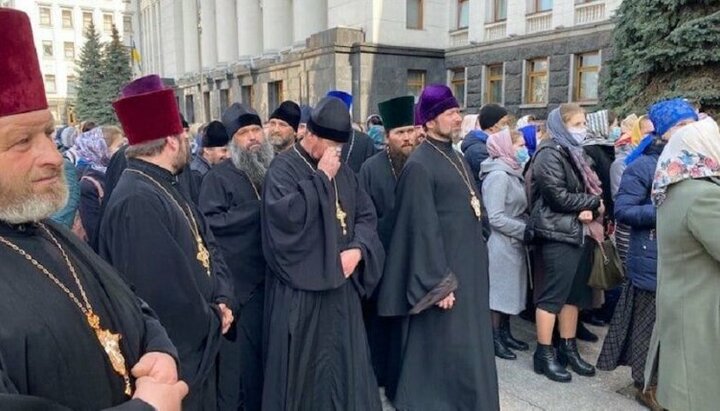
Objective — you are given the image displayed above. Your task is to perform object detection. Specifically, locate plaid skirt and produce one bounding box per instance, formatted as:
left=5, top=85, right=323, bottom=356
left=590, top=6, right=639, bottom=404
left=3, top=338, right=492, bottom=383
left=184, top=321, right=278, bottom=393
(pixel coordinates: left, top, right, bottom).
left=596, top=280, right=657, bottom=385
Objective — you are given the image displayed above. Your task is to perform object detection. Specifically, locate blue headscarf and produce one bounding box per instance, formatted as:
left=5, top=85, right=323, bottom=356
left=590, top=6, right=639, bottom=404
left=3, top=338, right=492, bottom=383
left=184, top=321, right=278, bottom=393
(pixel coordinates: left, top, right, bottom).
left=648, top=98, right=698, bottom=138
left=624, top=134, right=654, bottom=165
left=519, top=125, right=537, bottom=156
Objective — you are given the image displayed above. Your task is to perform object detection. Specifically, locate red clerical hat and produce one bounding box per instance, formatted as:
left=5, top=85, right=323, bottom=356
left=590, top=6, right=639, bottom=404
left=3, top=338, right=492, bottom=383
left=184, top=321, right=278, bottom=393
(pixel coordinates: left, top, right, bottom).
left=0, top=8, right=48, bottom=117
left=112, top=75, right=183, bottom=145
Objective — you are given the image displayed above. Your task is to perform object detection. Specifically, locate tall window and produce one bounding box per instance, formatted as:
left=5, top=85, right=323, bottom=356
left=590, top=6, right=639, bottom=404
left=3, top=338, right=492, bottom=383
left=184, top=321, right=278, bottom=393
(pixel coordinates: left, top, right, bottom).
left=574, top=51, right=600, bottom=102
left=528, top=0, right=553, bottom=13
left=484, top=64, right=504, bottom=104
left=203, top=92, right=211, bottom=122
left=39, top=6, right=52, bottom=27
left=268, top=81, right=283, bottom=112
left=103, top=13, right=114, bottom=33
left=64, top=42, right=75, bottom=60
left=44, top=75, right=56, bottom=94
left=407, top=70, right=426, bottom=101
left=123, top=15, right=132, bottom=33
left=525, top=58, right=549, bottom=104
left=406, top=0, right=423, bottom=30
left=220, top=89, right=230, bottom=114
left=61, top=9, right=73, bottom=28
left=82, top=11, right=93, bottom=30
left=185, top=95, right=195, bottom=123
left=458, top=0, right=470, bottom=28
left=491, top=0, right=507, bottom=22
left=42, top=40, right=53, bottom=58
left=241, top=85, right=254, bottom=106
left=450, top=69, right=466, bottom=108
left=66, top=75, right=77, bottom=96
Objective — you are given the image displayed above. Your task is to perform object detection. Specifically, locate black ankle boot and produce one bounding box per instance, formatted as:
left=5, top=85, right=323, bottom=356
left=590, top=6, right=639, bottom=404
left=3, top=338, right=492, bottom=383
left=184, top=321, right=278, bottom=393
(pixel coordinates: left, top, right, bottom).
left=493, top=330, right=516, bottom=360
left=576, top=321, right=599, bottom=343
left=557, top=338, right=596, bottom=376
left=500, top=318, right=529, bottom=351
left=533, top=343, right=571, bottom=382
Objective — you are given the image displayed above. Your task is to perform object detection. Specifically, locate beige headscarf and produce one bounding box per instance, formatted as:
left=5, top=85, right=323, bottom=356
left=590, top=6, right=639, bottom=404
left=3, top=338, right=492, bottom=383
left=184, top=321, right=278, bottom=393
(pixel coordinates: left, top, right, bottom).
left=461, top=114, right=479, bottom=137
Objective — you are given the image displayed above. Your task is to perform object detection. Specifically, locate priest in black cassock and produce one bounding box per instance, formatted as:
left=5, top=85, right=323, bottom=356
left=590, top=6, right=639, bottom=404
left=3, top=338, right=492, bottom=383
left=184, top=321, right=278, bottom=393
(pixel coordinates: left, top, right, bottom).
left=266, top=100, right=301, bottom=154
left=327, top=90, right=378, bottom=172
left=0, top=8, right=188, bottom=410
left=261, top=96, right=385, bottom=411
left=378, top=85, right=500, bottom=410
left=98, top=75, right=235, bottom=410
left=190, top=120, right=230, bottom=188
left=358, top=95, right=418, bottom=388
left=199, top=103, right=273, bottom=411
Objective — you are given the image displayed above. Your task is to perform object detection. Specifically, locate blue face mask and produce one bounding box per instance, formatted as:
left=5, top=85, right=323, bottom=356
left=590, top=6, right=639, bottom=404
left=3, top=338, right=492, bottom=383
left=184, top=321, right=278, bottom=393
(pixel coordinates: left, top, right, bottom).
left=609, top=126, right=622, bottom=142
left=515, top=147, right=530, bottom=166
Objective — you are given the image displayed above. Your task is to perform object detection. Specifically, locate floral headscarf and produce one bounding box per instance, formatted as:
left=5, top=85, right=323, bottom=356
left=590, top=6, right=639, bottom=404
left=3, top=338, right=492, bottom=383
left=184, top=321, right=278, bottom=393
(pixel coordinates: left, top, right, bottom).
left=75, top=128, right=110, bottom=173
left=652, top=117, right=720, bottom=205
left=487, top=129, right=520, bottom=170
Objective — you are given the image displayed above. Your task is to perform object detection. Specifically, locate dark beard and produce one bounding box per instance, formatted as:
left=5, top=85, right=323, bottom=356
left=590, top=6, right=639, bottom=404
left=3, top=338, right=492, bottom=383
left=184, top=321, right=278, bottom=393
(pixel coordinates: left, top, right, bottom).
left=229, top=140, right=274, bottom=188
left=387, top=147, right=409, bottom=177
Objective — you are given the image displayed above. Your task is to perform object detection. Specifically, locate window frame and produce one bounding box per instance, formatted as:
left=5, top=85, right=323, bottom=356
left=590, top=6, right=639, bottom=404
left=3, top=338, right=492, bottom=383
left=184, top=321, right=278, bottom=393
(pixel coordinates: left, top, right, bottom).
left=44, top=74, right=56, bottom=94
left=493, top=0, right=507, bottom=22
left=61, top=8, right=73, bottom=29
left=484, top=63, right=504, bottom=105
left=123, top=15, right=133, bottom=33
left=457, top=0, right=470, bottom=29
left=63, top=42, right=75, bottom=60
left=524, top=57, right=549, bottom=105
left=449, top=68, right=467, bottom=108
left=103, top=13, right=114, bottom=33
left=407, top=69, right=427, bottom=101
left=82, top=11, right=93, bottom=30
left=241, top=84, right=254, bottom=106
left=39, top=6, right=52, bottom=27
left=268, top=81, right=284, bottom=112
left=573, top=51, right=601, bottom=103
left=42, top=40, right=54, bottom=58
left=406, top=0, right=424, bottom=30
left=528, top=0, right=553, bottom=14
left=66, top=75, right=77, bottom=96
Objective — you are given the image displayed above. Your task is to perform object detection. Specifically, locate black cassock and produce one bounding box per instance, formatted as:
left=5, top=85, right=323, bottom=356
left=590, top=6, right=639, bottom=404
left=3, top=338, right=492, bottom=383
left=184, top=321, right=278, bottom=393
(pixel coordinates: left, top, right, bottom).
left=341, top=130, right=378, bottom=173
left=99, top=159, right=233, bottom=410
left=261, top=143, right=384, bottom=411
left=198, top=158, right=265, bottom=411
left=378, top=138, right=500, bottom=411
left=358, top=151, right=402, bottom=387
left=0, top=221, right=178, bottom=411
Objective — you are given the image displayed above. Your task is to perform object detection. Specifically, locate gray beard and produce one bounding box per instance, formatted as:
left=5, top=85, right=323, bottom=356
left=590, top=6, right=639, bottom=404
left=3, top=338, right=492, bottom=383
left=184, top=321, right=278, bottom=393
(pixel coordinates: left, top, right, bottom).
left=229, top=140, right=274, bottom=188
left=0, top=181, right=69, bottom=224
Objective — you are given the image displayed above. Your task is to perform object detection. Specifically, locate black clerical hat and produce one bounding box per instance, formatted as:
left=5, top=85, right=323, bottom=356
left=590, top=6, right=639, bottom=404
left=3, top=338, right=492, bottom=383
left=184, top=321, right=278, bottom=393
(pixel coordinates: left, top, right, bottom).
left=202, top=120, right=230, bottom=148
left=307, top=97, right=351, bottom=143
left=221, top=103, right=262, bottom=138
left=269, top=100, right=301, bottom=132
left=378, top=96, right=415, bottom=132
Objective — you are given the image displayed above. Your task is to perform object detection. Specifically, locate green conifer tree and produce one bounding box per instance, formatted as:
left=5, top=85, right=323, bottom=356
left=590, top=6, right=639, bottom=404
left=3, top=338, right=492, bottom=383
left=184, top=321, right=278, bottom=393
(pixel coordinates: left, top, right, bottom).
left=601, top=0, right=720, bottom=117
left=100, top=25, right=133, bottom=125
left=75, top=20, right=106, bottom=123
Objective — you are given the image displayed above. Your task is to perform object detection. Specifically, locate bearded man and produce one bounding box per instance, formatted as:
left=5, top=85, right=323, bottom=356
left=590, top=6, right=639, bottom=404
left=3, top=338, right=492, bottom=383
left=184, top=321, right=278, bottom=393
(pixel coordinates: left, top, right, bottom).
left=199, top=103, right=273, bottom=411
left=98, top=75, right=235, bottom=410
left=379, top=85, right=499, bottom=410
left=0, top=8, right=187, bottom=410
left=266, top=100, right=301, bottom=153
left=190, top=120, right=230, bottom=187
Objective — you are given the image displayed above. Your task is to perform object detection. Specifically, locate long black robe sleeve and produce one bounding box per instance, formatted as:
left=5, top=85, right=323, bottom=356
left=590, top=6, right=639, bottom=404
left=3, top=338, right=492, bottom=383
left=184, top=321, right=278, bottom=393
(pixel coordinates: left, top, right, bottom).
left=347, top=178, right=385, bottom=298
left=379, top=160, right=458, bottom=317
left=199, top=168, right=259, bottom=237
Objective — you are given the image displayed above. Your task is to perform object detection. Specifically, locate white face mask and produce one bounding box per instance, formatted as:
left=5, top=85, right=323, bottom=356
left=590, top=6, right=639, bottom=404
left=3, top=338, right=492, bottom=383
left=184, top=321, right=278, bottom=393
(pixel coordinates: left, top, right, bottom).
left=567, top=127, right=587, bottom=144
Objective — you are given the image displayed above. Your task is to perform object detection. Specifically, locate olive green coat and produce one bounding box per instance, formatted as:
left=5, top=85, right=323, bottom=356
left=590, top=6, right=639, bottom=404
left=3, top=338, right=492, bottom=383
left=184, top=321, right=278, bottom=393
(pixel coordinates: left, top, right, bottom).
left=646, top=178, right=720, bottom=410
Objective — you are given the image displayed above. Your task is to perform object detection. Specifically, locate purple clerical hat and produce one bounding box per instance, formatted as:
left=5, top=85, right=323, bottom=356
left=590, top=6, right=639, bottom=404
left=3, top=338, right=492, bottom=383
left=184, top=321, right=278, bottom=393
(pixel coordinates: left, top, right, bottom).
left=416, top=85, right=459, bottom=126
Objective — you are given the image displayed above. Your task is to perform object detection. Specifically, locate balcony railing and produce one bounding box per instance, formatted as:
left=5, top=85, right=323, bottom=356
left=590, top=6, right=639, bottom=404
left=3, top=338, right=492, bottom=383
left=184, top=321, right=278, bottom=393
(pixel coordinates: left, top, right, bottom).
left=526, top=11, right=552, bottom=34
left=484, top=21, right=507, bottom=41
left=449, top=28, right=469, bottom=47
left=575, top=1, right=606, bottom=25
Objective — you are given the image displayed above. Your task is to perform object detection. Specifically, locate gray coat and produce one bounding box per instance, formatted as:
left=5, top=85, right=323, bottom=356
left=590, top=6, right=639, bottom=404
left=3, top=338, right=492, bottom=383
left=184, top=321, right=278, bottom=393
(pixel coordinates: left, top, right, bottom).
left=480, top=158, right=529, bottom=315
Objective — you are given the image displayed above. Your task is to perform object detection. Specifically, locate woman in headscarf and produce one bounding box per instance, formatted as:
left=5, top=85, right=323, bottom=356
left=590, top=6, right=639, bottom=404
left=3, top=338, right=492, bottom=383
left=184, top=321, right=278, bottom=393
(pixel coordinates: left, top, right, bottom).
left=74, top=127, right=111, bottom=245
left=481, top=129, right=532, bottom=360
left=644, top=107, right=720, bottom=411
left=529, top=103, right=603, bottom=382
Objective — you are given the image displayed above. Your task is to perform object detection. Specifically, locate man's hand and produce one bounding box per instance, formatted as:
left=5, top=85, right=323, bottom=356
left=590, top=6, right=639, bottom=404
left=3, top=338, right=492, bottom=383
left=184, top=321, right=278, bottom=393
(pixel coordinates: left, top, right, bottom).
left=578, top=210, right=593, bottom=224
left=598, top=199, right=606, bottom=216
left=436, top=292, right=456, bottom=310
left=318, top=146, right=341, bottom=180
left=340, top=248, right=362, bottom=278
left=131, top=352, right=178, bottom=384
left=218, top=303, right=234, bottom=335
left=133, top=376, right=188, bottom=411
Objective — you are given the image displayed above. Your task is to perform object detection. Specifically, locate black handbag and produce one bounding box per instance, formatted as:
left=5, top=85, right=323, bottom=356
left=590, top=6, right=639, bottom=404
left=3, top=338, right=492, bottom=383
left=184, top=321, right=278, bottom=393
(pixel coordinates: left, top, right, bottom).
left=588, top=238, right=624, bottom=290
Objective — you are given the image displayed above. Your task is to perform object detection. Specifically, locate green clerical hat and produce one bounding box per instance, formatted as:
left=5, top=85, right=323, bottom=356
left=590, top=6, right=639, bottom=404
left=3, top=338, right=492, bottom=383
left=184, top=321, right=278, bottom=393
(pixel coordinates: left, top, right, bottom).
left=378, top=96, right=415, bottom=132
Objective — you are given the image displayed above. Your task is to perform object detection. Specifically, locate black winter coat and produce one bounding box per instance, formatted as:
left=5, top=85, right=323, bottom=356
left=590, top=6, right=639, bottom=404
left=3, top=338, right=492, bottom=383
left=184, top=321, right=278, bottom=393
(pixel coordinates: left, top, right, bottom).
left=530, top=140, right=601, bottom=245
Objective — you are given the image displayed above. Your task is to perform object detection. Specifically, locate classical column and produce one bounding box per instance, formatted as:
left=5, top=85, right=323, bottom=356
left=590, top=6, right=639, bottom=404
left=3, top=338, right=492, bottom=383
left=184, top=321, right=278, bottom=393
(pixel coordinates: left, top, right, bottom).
left=215, top=0, right=238, bottom=63
left=262, top=0, right=293, bottom=53
left=293, top=0, right=327, bottom=46
left=237, top=0, right=263, bottom=58
left=200, top=0, right=217, bottom=68
left=182, top=0, right=199, bottom=73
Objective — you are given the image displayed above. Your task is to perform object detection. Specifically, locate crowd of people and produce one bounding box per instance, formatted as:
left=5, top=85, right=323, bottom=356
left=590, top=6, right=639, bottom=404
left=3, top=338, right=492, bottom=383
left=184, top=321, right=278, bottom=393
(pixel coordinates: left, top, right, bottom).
left=1, top=7, right=720, bottom=411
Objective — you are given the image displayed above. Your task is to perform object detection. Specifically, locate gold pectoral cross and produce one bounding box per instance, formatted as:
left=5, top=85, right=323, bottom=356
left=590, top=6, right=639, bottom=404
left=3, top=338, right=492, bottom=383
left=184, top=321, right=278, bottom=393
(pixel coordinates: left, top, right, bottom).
left=87, top=312, right=132, bottom=396
left=196, top=238, right=211, bottom=276
left=336, top=206, right=348, bottom=236
left=471, top=194, right=482, bottom=220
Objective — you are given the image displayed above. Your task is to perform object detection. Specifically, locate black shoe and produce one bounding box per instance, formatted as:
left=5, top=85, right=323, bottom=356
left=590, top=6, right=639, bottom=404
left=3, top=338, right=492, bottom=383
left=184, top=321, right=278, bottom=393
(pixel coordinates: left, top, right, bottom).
left=493, top=331, right=517, bottom=360
left=576, top=322, right=599, bottom=342
left=557, top=338, right=596, bottom=376
left=581, top=311, right=607, bottom=327
left=533, top=343, right=571, bottom=382
left=500, top=318, right=529, bottom=351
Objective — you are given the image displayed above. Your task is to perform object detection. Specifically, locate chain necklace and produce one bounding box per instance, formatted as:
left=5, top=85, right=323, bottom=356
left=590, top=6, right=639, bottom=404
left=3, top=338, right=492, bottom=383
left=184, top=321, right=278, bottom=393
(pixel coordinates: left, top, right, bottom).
left=0, top=224, right=132, bottom=396
left=425, top=139, right=482, bottom=219
left=344, top=131, right=356, bottom=163
left=125, top=169, right=211, bottom=275
left=240, top=170, right=260, bottom=200
left=292, top=144, right=348, bottom=235
left=386, top=148, right=398, bottom=181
